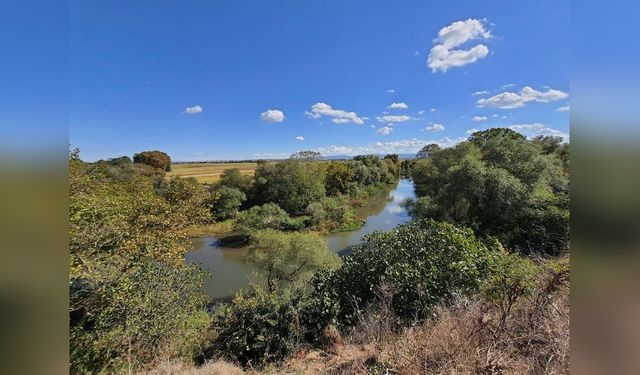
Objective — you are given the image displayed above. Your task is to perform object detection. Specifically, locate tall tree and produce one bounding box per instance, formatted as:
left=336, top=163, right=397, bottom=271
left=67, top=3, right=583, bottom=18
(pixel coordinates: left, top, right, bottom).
left=133, top=150, right=172, bottom=171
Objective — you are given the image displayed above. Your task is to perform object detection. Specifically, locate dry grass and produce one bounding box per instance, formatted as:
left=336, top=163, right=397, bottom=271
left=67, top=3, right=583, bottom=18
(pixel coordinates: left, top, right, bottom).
left=141, top=359, right=246, bottom=375
left=167, top=163, right=257, bottom=184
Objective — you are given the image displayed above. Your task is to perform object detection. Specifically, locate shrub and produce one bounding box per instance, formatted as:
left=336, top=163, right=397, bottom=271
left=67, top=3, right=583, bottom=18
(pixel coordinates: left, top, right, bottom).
left=212, top=288, right=301, bottom=365
left=212, top=186, right=246, bottom=220
left=234, top=202, right=301, bottom=233
left=481, top=253, right=540, bottom=330
left=247, top=229, right=340, bottom=292
left=304, top=219, right=501, bottom=328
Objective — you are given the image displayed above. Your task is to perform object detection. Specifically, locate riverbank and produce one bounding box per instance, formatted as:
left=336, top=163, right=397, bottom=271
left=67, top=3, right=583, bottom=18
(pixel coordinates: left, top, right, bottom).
left=185, top=179, right=416, bottom=300
left=185, top=181, right=399, bottom=239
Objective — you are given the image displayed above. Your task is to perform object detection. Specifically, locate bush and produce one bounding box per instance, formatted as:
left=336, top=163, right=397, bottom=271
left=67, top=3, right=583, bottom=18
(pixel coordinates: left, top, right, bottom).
left=247, top=229, right=340, bottom=292
left=304, top=219, right=501, bottom=328
left=212, top=186, right=246, bottom=220
left=133, top=150, right=172, bottom=171
left=481, top=253, right=540, bottom=325
left=212, top=288, right=301, bottom=365
left=234, top=203, right=301, bottom=233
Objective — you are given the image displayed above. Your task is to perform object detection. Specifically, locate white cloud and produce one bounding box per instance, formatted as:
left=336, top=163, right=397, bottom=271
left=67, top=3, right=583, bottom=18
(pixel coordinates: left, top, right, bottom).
left=377, top=126, right=394, bottom=135
left=377, top=115, right=411, bottom=123
left=508, top=123, right=569, bottom=141
left=315, top=137, right=465, bottom=156
left=466, top=128, right=480, bottom=135
left=430, top=108, right=436, bottom=112
left=491, top=114, right=499, bottom=118
left=473, top=90, right=489, bottom=96
left=295, top=136, right=305, bottom=141
left=417, top=110, right=426, bottom=115
left=502, top=83, right=516, bottom=89
left=184, top=105, right=203, bottom=114
left=305, top=102, right=365, bottom=125
left=427, top=18, right=491, bottom=72
left=387, top=89, right=396, bottom=93
left=388, top=102, right=409, bottom=109
left=260, top=109, right=285, bottom=123
left=425, top=123, right=445, bottom=132
left=477, top=86, right=569, bottom=109
left=472, top=115, right=487, bottom=122
left=556, top=105, right=570, bottom=112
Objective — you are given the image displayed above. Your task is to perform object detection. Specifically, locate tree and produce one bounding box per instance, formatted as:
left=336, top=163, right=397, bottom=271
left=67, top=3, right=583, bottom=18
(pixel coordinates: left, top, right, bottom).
left=211, top=186, right=246, bottom=220
left=234, top=203, right=300, bottom=233
left=247, top=229, right=339, bottom=292
left=290, top=150, right=322, bottom=160
left=69, top=158, right=210, bottom=373
left=325, top=161, right=354, bottom=195
left=415, top=144, right=441, bottom=159
left=133, top=150, right=172, bottom=171
left=160, top=176, right=214, bottom=224
left=217, top=167, right=252, bottom=192
left=408, top=128, right=569, bottom=255
left=251, top=159, right=326, bottom=213
left=383, top=153, right=399, bottom=164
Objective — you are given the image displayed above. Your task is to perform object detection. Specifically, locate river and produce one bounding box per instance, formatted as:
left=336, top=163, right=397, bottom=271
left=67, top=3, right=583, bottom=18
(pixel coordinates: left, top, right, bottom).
left=185, top=179, right=415, bottom=300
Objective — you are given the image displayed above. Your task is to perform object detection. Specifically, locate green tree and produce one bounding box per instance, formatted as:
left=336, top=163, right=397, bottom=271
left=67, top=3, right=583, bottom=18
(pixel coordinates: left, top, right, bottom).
left=247, top=229, right=339, bottom=292
left=69, top=158, right=210, bottom=373
left=211, top=186, right=246, bottom=220
left=415, top=143, right=441, bottom=159
left=251, top=159, right=326, bottom=213
left=234, top=202, right=300, bottom=233
left=217, top=167, right=252, bottom=193
left=133, top=150, right=172, bottom=171
left=409, top=128, right=569, bottom=255
left=325, top=161, right=354, bottom=195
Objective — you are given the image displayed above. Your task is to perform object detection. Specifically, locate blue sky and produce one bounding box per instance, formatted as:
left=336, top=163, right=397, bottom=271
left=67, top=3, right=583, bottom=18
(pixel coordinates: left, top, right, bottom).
left=70, top=0, right=569, bottom=161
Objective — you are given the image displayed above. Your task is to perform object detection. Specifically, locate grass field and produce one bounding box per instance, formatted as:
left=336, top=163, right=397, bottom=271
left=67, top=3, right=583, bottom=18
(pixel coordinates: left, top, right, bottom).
left=167, top=162, right=257, bottom=184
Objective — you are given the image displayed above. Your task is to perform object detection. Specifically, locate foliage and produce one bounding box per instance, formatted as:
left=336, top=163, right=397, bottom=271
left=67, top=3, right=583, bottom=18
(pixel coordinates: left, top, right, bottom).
left=211, top=288, right=302, bottom=365
left=250, top=160, right=327, bottom=213
left=133, top=150, right=172, bottom=172
left=247, top=229, right=340, bottom=291
left=290, top=150, right=322, bottom=160
left=211, top=186, right=246, bottom=220
left=234, top=202, right=302, bottom=233
left=325, top=161, right=355, bottom=196
left=217, top=167, right=253, bottom=193
left=481, top=253, right=540, bottom=324
left=303, top=219, right=501, bottom=329
left=400, top=159, right=416, bottom=178
left=409, top=128, right=569, bottom=255
left=415, top=143, right=441, bottom=159
left=158, top=176, right=214, bottom=224
left=69, top=157, right=210, bottom=374
left=305, top=196, right=360, bottom=232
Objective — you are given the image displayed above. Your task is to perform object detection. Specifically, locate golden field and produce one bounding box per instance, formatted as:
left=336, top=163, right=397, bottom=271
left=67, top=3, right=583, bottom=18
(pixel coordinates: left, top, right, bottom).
left=167, top=162, right=257, bottom=184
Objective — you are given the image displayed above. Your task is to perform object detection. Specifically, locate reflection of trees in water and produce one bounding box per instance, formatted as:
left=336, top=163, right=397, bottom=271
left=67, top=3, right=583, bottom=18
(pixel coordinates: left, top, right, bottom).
left=356, top=183, right=396, bottom=219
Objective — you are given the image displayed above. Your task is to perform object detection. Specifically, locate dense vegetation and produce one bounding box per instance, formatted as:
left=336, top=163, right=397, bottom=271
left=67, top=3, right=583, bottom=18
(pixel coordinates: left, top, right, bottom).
left=405, top=129, right=569, bottom=256
left=133, top=150, right=172, bottom=172
left=69, top=153, right=212, bottom=374
left=69, top=129, right=569, bottom=374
